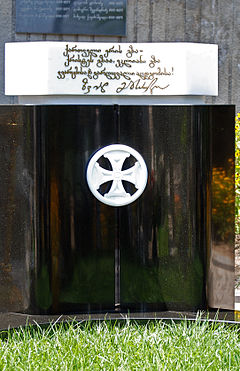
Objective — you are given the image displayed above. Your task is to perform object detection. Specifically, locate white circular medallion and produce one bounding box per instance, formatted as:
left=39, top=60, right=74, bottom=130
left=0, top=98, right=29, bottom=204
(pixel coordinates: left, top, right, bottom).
left=86, top=144, right=148, bottom=207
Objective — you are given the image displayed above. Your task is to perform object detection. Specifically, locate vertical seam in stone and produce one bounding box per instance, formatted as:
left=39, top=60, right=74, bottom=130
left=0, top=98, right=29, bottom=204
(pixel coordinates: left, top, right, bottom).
left=149, top=0, right=153, bottom=42
left=134, top=0, right=138, bottom=42
left=214, top=0, right=219, bottom=104
left=10, top=0, right=16, bottom=103
left=165, top=0, right=170, bottom=41
left=184, top=0, right=187, bottom=40
left=228, top=0, right=234, bottom=104
left=11, top=0, right=16, bottom=41
left=198, top=0, right=203, bottom=42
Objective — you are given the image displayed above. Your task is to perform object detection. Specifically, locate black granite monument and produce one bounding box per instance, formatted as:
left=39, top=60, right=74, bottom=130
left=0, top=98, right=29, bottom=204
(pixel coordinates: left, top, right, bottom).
left=0, top=105, right=235, bottom=326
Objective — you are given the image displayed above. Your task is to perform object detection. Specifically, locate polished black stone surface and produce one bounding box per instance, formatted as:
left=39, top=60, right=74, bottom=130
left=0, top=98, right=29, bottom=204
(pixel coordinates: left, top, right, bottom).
left=0, top=105, right=235, bottom=321
left=0, top=106, right=34, bottom=313
left=36, top=106, right=116, bottom=314
left=119, top=106, right=205, bottom=311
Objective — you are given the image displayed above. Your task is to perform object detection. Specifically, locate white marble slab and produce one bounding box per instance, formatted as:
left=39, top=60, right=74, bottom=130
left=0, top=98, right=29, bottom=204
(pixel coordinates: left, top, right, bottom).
left=5, top=42, right=218, bottom=97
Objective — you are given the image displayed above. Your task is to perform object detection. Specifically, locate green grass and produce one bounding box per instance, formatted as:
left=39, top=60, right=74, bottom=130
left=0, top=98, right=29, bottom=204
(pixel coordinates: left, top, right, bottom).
left=0, top=317, right=240, bottom=370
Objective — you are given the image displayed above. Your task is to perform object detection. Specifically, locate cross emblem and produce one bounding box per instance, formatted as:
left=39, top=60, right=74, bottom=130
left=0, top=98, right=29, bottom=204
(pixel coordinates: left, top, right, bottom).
left=86, top=144, right=148, bottom=207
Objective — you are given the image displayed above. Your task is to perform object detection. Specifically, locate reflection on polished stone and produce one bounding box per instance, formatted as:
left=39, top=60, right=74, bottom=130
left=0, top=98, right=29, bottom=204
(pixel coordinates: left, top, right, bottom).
left=208, top=243, right=234, bottom=310
left=0, top=105, right=235, bottom=323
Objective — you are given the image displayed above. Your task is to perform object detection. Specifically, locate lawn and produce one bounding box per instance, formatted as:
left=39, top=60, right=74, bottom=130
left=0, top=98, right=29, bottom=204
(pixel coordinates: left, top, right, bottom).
left=0, top=317, right=240, bottom=370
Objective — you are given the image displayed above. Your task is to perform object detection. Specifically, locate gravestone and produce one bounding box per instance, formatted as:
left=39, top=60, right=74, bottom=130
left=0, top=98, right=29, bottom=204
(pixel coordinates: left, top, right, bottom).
left=0, top=42, right=235, bottom=325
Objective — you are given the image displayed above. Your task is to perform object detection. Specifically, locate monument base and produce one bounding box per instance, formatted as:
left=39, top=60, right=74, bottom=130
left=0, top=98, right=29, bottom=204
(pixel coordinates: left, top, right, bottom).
left=0, top=310, right=236, bottom=331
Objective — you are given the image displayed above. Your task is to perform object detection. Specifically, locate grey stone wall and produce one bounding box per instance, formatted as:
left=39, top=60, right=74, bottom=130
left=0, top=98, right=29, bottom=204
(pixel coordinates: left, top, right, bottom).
left=0, top=0, right=239, bottom=110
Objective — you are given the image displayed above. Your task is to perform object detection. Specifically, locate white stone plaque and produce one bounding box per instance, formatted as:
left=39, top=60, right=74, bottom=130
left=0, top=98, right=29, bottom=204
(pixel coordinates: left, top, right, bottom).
left=5, top=42, right=218, bottom=97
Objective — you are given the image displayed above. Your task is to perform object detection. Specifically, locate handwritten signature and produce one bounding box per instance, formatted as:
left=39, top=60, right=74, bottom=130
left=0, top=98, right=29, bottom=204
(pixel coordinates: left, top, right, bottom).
left=116, top=78, right=170, bottom=94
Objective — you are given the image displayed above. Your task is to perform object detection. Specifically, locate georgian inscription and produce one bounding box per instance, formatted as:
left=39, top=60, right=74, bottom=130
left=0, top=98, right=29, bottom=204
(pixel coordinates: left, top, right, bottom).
left=16, top=0, right=126, bottom=36
left=56, top=44, right=175, bottom=95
